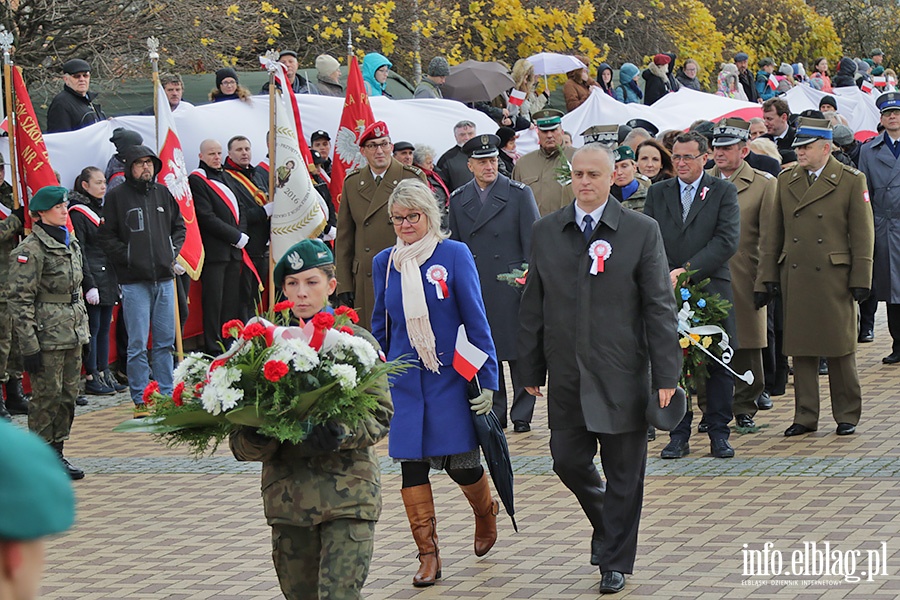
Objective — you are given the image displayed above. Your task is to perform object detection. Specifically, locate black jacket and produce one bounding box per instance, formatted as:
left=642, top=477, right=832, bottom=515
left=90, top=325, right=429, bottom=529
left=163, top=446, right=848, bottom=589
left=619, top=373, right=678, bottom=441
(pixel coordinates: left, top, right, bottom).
left=189, top=161, right=247, bottom=263
left=738, top=68, right=759, bottom=103
left=833, top=58, right=858, bottom=89
left=97, top=146, right=186, bottom=284
left=69, top=190, right=118, bottom=304
left=45, top=86, right=107, bottom=133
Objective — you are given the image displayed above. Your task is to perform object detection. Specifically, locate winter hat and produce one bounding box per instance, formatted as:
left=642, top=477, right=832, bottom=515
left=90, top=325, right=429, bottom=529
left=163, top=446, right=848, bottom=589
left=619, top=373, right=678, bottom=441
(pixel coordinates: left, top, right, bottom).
left=215, top=67, right=239, bottom=88
left=832, top=125, right=855, bottom=147
left=856, top=59, right=871, bottom=74
left=734, top=52, right=749, bottom=62
left=619, top=62, right=639, bottom=84
left=653, top=54, right=671, bottom=66
left=316, top=54, right=341, bottom=79
left=758, top=57, right=775, bottom=68
left=792, top=63, right=806, bottom=78
left=779, top=63, right=793, bottom=77
left=818, top=95, right=838, bottom=111
left=427, top=56, right=451, bottom=77
left=109, top=128, right=144, bottom=156
left=496, top=126, right=517, bottom=149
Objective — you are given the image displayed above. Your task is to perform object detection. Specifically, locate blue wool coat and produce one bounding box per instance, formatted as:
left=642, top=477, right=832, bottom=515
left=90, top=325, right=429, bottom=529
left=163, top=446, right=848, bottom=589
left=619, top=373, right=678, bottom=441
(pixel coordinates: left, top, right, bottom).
left=372, top=240, right=499, bottom=460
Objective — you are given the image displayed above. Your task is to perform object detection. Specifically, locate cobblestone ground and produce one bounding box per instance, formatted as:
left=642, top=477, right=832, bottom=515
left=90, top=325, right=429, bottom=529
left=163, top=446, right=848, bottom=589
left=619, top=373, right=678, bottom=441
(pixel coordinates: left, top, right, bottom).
left=14, top=309, right=900, bottom=599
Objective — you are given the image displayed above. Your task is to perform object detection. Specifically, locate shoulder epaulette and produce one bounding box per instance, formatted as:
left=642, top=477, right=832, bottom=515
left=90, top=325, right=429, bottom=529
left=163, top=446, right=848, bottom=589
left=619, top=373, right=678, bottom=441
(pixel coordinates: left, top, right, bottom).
left=510, top=179, right=527, bottom=189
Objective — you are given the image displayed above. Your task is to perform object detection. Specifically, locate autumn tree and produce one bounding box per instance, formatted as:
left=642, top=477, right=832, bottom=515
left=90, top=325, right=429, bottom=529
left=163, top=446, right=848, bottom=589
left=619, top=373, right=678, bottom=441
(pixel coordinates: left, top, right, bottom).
left=812, top=0, right=897, bottom=65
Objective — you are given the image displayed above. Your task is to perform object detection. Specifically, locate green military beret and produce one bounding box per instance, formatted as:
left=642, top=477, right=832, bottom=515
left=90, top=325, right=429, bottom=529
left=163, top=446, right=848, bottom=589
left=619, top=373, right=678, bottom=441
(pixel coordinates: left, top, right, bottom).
left=0, top=421, right=75, bottom=540
left=273, top=239, right=334, bottom=287
left=30, top=186, right=69, bottom=212
left=614, top=146, right=636, bottom=162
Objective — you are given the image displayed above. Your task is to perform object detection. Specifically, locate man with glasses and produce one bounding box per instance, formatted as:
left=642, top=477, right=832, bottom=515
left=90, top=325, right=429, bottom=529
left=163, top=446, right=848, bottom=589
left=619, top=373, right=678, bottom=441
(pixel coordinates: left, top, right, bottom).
left=334, top=121, right=426, bottom=328
left=644, top=131, right=740, bottom=459
left=46, top=59, right=107, bottom=133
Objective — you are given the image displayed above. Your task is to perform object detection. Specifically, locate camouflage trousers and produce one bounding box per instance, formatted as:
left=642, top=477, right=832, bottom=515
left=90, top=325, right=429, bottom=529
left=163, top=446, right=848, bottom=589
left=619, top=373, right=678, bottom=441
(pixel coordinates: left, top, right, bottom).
left=0, top=302, right=23, bottom=383
left=28, top=347, right=80, bottom=443
left=271, top=519, right=375, bottom=600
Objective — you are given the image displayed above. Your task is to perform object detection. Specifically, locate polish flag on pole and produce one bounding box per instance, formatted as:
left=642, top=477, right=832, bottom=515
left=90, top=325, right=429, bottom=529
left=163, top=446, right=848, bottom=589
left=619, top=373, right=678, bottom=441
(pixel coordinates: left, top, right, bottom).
left=508, top=89, right=527, bottom=106
left=329, top=55, right=375, bottom=210
left=156, top=81, right=205, bottom=279
left=452, top=324, right=488, bottom=382
left=874, top=76, right=887, bottom=87
left=861, top=79, right=874, bottom=94
left=767, top=74, right=779, bottom=90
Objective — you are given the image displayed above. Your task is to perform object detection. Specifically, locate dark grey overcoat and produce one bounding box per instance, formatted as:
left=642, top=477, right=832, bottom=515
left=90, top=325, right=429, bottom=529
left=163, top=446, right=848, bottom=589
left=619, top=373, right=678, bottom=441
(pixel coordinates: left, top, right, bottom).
left=517, top=198, right=682, bottom=434
left=858, top=132, right=900, bottom=303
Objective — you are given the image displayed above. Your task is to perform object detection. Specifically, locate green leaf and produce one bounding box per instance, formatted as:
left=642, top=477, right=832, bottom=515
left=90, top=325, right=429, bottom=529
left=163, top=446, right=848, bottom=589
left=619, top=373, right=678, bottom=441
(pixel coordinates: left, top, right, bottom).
left=159, top=409, right=226, bottom=428
left=224, top=405, right=266, bottom=426
left=113, top=417, right=186, bottom=433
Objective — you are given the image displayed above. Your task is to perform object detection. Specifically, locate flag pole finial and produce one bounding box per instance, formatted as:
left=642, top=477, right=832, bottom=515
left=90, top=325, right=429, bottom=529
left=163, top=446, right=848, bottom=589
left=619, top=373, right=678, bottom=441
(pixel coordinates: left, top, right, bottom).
left=146, top=37, right=160, bottom=61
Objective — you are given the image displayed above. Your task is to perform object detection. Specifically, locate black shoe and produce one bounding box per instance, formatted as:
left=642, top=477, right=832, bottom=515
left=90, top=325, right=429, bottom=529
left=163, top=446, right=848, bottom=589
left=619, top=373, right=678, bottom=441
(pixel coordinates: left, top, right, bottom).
left=513, top=421, right=531, bottom=433
left=710, top=438, right=735, bottom=458
left=756, top=391, right=773, bottom=410
left=102, top=369, right=128, bottom=392
left=784, top=423, right=815, bottom=437
left=660, top=440, right=690, bottom=459
left=647, top=425, right=656, bottom=441
left=85, top=375, right=115, bottom=396
left=75, top=395, right=89, bottom=407
left=590, top=538, right=602, bottom=566
left=52, top=442, right=84, bottom=480
left=858, top=330, right=874, bottom=343
left=0, top=400, right=10, bottom=420
left=697, top=418, right=709, bottom=433
left=836, top=423, right=856, bottom=435
left=883, top=352, right=900, bottom=365
left=818, top=358, right=829, bottom=375
left=735, top=414, right=756, bottom=428
left=599, top=570, right=625, bottom=594
left=3, top=379, right=29, bottom=415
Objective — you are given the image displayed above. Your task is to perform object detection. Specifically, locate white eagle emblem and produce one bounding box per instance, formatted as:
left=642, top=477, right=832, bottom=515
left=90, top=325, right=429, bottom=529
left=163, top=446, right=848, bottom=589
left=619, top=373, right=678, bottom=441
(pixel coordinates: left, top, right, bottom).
left=335, top=126, right=367, bottom=170
left=288, top=252, right=304, bottom=271
left=164, top=147, right=192, bottom=206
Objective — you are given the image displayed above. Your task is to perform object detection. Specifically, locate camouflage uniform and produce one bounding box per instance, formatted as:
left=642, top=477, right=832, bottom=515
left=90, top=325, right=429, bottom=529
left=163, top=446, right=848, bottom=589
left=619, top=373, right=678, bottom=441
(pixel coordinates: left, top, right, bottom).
left=230, top=326, right=393, bottom=600
left=0, top=182, right=24, bottom=384
left=7, top=224, right=89, bottom=442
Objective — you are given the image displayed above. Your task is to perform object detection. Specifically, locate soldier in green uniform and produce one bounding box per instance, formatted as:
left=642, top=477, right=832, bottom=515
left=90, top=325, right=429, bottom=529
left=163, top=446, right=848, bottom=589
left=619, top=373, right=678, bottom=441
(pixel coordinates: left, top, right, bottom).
left=7, top=186, right=90, bottom=479
left=511, top=109, right=576, bottom=216
left=0, top=154, right=29, bottom=419
left=230, top=239, right=393, bottom=600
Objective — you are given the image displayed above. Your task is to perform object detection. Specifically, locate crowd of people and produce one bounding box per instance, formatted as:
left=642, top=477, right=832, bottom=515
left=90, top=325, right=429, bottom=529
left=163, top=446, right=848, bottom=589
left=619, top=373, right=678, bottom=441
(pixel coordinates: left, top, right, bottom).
left=3, top=45, right=900, bottom=598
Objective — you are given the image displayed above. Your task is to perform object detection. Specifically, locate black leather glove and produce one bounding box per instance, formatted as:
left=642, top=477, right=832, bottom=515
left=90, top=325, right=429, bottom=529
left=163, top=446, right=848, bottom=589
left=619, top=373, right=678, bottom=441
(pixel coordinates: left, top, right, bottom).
left=307, top=421, right=344, bottom=453
left=23, top=352, right=43, bottom=374
left=336, top=292, right=355, bottom=308
left=850, top=287, right=870, bottom=302
left=12, top=206, right=25, bottom=224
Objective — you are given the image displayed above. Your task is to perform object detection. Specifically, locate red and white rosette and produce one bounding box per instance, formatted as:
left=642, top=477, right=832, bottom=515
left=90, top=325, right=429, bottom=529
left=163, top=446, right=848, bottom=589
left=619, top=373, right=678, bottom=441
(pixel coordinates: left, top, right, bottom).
left=589, top=240, right=612, bottom=275
left=426, top=264, right=450, bottom=299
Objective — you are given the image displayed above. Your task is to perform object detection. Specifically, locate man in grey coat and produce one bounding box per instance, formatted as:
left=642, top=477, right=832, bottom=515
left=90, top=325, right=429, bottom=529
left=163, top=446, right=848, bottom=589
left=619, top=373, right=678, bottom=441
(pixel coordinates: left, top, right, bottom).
left=644, top=131, right=741, bottom=459
left=449, top=134, right=540, bottom=432
left=518, top=144, right=681, bottom=595
left=414, top=57, right=450, bottom=99
left=858, top=92, right=900, bottom=365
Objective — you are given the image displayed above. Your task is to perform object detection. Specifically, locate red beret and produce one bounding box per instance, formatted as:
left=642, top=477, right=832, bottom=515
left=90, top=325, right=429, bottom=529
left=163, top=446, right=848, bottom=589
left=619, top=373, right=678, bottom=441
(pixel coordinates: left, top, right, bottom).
left=358, top=121, right=390, bottom=146
left=653, top=53, right=672, bottom=66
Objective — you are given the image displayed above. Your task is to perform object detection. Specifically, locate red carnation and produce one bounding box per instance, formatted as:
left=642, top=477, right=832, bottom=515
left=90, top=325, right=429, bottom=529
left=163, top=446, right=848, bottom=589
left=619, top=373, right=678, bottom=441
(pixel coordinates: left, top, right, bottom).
left=263, top=360, right=290, bottom=382
left=222, top=319, right=244, bottom=339
left=340, top=326, right=355, bottom=335
left=242, top=322, right=267, bottom=340
left=142, top=380, right=160, bottom=404
left=273, top=300, right=294, bottom=312
left=312, top=312, right=336, bottom=330
left=335, top=306, right=360, bottom=323
left=172, top=382, right=185, bottom=407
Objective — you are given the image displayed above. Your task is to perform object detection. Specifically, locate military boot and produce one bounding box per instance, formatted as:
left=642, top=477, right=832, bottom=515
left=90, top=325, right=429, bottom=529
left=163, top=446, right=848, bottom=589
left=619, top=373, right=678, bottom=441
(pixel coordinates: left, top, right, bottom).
left=401, top=484, right=441, bottom=587
left=51, top=441, right=85, bottom=480
left=0, top=397, right=10, bottom=420
left=4, top=378, right=30, bottom=415
left=459, top=471, right=499, bottom=557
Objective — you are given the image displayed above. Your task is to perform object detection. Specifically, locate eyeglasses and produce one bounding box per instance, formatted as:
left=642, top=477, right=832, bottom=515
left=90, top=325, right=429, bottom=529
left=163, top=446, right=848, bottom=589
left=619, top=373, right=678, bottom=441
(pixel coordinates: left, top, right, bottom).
left=68, top=72, right=90, bottom=79
left=220, top=79, right=237, bottom=86
left=671, top=154, right=705, bottom=162
left=363, top=141, right=391, bottom=150
left=389, top=213, right=422, bottom=225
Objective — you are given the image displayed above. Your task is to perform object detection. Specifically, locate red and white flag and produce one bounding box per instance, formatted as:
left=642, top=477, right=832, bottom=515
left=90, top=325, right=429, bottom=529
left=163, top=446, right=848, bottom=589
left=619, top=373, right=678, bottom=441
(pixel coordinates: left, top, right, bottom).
left=329, top=55, right=375, bottom=210
left=156, top=81, right=205, bottom=279
left=508, top=89, right=527, bottom=107
left=861, top=79, right=874, bottom=94
left=874, top=76, right=887, bottom=87
left=767, top=74, right=779, bottom=90
left=452, top=324, right=488, bottom=382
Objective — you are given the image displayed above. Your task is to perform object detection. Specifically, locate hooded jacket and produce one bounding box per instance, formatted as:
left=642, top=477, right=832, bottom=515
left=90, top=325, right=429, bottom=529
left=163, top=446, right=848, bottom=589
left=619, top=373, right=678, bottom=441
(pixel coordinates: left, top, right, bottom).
left=362, top=53, right=392, bottom=97
left=833, top=58, right=858, bottom=88
left=616, top=63, right=643, bottom=104
left=97, top=145, right=186, bottom=284
left=596, top=63, right=617, bottom=98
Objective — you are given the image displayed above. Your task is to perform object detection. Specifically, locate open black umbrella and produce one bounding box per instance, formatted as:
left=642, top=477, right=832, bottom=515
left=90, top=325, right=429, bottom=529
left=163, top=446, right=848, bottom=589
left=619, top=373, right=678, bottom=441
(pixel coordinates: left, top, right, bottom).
left=443, top=60, right=515, bottom=103
left=469, top=378, right=518, bottom=531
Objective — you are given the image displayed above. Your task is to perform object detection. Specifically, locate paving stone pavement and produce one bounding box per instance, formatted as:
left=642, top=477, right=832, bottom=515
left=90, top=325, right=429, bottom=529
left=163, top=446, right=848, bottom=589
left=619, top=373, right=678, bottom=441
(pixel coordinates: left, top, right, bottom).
left=17, top=309, right=900, bottom=598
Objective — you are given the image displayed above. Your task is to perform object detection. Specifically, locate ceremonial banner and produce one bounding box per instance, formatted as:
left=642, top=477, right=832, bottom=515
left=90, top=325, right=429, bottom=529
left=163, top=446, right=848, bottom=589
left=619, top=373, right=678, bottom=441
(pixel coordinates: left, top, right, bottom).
left=267, top=59, right=316, bottom=171
left=329, top=55, right=375, bottom=208
left=12, top=66, right=58, bottom=227
left=270, top=90, right=327, bottom=263
left=156, top=81, right=204, bottom=279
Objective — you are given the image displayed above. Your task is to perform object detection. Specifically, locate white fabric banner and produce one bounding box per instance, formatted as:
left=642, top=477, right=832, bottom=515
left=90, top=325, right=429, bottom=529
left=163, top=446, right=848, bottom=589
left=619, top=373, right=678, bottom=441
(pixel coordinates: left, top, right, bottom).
left=782, top=85, right=880, bottom=134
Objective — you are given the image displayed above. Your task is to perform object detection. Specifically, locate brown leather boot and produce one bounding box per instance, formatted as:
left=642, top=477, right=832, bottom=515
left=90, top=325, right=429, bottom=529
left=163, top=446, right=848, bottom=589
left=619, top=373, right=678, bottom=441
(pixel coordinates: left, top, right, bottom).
left=459, top=472, right=499, bottom=557
left=401, top=484, right=441, bottom=587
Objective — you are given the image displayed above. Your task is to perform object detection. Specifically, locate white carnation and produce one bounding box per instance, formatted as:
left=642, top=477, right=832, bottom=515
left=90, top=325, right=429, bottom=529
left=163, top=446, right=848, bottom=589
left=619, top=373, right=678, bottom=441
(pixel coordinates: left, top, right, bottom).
left=341, top=335, right=378, bottom=368
left=173, top=353, right=208, bottom=383
left=328, top=363, right=358, bottom=389
left=201, top=385, right=223, bottom=415
left=209, top=365, right=241, bottom=388
left=220, top=387, right=244, bottom=411
left=274, top=337, right=320, bottom=372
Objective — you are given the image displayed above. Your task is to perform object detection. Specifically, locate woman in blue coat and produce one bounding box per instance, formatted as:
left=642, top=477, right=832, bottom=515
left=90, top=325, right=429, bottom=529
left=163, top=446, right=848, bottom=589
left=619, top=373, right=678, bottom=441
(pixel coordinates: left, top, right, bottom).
left=362, top=52, right=392, bottom=97
left=372, top=179, right=500, bottom=588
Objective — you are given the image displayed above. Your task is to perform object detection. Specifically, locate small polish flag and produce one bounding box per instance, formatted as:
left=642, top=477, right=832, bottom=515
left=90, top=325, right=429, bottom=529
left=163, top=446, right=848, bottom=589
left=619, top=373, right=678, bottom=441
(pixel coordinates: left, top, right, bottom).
left=17, top=255, right=28, bottom=263
left=452, top=324, right=488, bottom=382
left=0, top=204, right=10, bottom=219
left=768, top=74, right=779, bottom=90
left=875, top=76, right=887, bottom=87
left=861, top=80, right=874, bottom=94
left=508, top=89, right=527, bottom=107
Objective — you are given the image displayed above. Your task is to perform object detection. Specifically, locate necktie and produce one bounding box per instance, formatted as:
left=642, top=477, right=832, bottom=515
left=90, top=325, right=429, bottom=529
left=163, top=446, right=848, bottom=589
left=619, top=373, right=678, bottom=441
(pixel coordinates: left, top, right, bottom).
left=582, top=214, right=594, bottom=242
left=681, top=184, right=694, bottom=222
left=808, top=172, right=817, bottom=185
left=375, top=175, right=383, bottom=187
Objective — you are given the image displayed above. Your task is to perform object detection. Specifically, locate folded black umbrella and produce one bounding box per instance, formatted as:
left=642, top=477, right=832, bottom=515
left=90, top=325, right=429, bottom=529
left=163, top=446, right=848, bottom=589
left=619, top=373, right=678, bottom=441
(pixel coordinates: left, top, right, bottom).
left=468, top=377, right=518, bottom=532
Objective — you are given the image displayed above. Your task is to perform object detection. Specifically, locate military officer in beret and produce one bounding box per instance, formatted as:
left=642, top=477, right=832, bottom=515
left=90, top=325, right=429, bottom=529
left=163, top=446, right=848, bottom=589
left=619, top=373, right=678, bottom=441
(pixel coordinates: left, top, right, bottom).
left=449, top=134, right=541, bottom=432
left=512, top=109, right=576, bottom=216
left=8, top=186, right=90, bottom=479
left=758, top=118, right=875, bottom=437
left=334, top=121, right=426, bottom=328
left=858, top=92, right=900, bottom=364
left=707, top=119, right=776, bottom=429
left=610, top=146, right=651, bottom=212
left=45, top=58, right=107, bottom=133
left=0, top=420, right=75, bottom=600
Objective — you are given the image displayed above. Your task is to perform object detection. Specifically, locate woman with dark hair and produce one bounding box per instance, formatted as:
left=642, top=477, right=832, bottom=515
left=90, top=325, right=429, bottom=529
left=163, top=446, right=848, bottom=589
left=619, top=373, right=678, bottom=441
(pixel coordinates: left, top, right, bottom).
left=675, top=59, right=702, bottom=91
left=635, top=139, right=675, bottom=183
left=810, top=57, right=833, bottom=92
left=596, top=63, right=617, bottom=98
left=209, top=68, right=253, bottom=103
left=69, top=167, right=125, bottom=396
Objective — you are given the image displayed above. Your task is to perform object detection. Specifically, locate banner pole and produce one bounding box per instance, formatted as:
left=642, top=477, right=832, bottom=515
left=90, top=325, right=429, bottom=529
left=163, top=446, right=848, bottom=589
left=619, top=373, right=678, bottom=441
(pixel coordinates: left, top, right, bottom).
left=265, top=51, right=278, bottom=311
left=1, top=30, right=21, bottom=211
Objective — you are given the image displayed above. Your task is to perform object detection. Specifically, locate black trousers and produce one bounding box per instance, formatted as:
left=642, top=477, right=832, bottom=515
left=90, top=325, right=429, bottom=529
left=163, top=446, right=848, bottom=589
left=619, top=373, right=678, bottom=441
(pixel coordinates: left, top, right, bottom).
left=201, top=260, right=243, bottom=354
left=492, top=360, right=536, bottom=427
left=550, top=426, right=647, bottom=574
left=888, top=304, right=900, bottom=354
left=671, top=360, right=734, bottom=441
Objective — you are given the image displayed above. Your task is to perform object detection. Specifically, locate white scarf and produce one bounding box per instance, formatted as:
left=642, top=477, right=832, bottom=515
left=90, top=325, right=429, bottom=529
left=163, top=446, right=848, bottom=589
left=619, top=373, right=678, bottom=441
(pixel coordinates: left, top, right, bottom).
left=390, top=231, right=441, bottom=373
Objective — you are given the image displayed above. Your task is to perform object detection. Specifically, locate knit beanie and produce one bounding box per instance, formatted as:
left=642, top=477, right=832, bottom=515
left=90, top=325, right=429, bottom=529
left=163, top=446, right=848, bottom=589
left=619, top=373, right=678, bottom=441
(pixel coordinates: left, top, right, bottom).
left=316, top=54, right=341, bottom=79
left=215, top=67, right=239, bottom=88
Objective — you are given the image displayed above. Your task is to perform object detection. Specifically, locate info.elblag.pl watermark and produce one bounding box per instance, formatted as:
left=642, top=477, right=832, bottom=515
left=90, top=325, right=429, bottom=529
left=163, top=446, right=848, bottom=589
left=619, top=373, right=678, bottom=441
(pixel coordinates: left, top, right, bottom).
left=741, top=542, right=888, bottom=585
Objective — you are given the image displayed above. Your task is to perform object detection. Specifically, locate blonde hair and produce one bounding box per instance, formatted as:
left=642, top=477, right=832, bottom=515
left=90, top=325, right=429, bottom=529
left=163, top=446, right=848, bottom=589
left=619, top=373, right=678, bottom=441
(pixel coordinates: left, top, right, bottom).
left=748, top=137, right=781, bottom=162
left=511, top=59, right=535, bottom=90
left=388, top=179, right=449, bottom=239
